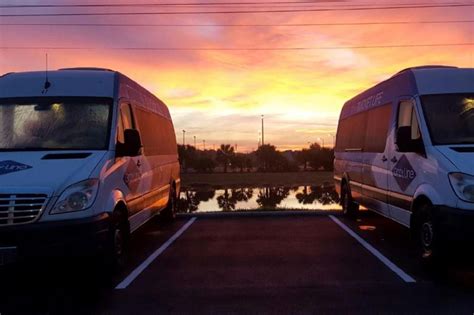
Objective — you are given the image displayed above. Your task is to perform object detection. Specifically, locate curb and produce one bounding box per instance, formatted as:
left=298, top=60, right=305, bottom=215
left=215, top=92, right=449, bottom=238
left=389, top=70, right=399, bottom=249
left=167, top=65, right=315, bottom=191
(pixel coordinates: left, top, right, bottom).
left=177, top=210, right=341, bottom=219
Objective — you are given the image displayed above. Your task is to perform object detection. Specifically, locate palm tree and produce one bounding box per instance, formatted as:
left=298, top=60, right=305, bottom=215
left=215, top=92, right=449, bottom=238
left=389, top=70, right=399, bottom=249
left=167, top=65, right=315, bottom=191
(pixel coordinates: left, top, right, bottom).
left=216, top=144, right=235, bottom=173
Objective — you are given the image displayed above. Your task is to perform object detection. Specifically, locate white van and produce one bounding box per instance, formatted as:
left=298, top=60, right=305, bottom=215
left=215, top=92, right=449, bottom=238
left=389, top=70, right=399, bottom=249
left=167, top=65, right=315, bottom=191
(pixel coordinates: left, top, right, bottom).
left=334, top=66, right=474, bottom=262
left=0, top=68, right=180, bottom=266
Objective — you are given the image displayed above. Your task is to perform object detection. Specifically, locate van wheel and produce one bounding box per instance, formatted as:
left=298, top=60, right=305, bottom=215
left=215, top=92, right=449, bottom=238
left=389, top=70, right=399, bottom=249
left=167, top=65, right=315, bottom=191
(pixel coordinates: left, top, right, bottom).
left=416, top=203, right=443, bottom=267
left=104, top=210, right=128, bottom=271
left=341, top=183, right=359, bottom=219
left=162, top=186, right=177, bottom=222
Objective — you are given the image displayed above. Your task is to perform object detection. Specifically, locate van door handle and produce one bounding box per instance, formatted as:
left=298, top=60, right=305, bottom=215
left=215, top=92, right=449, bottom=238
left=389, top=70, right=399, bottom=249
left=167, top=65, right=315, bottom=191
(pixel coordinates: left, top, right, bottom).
left=381, top=156, right=388, bottom=162
left=391, top=157, right=398, bottom=163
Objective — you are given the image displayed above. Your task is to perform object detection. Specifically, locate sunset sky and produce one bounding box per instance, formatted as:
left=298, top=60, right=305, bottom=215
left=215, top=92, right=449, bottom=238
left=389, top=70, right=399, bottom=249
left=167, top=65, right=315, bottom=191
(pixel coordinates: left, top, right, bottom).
left=0, top=0, right=472, bottom=151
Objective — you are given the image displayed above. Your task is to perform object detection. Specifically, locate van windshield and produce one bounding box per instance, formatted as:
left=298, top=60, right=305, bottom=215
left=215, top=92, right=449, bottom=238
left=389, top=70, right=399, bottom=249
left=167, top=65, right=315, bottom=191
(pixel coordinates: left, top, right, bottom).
left=420, top=93, right=474, bottom=145
left=0, top=97, right=112, bottom=151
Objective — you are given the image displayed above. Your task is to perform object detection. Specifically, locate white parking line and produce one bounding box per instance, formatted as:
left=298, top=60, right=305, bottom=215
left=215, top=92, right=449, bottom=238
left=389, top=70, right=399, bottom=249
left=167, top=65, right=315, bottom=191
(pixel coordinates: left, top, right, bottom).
left=115, top=217, right=197, bottom=290
left=329, top=215, right=416, bottom=283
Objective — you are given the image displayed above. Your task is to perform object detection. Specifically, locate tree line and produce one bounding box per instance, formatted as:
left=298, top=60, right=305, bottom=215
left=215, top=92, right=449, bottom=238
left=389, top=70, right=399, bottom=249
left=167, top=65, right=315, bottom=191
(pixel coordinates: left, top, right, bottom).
left=178, top=142, right=334, bottom=173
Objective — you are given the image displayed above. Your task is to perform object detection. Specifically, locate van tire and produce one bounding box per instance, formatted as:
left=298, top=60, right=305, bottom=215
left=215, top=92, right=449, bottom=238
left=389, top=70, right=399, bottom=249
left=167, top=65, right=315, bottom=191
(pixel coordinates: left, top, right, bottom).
left=161, top=186, right=177, bottom=222
left=415, top=203, right=444, bottom=268
left=103, top=210, right=129, bottom=271
left=341, top=183, right=359, bottom=219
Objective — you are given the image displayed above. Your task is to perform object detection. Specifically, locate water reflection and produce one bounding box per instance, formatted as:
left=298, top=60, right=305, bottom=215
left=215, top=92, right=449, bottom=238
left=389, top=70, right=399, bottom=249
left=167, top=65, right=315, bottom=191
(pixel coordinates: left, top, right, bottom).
left=257, top=187, right=290, bottom=209
left=178, top=185, right=341, bottom=213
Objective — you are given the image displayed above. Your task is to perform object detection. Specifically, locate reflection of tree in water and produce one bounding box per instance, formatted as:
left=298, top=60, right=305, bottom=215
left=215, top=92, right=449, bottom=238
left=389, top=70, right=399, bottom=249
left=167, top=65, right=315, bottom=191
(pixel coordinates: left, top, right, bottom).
left=295, top=185, right=340, bottom=205
left=195, top=190, right=215, bottom=202
left=295, top=186, right=315, bottom=204
left=232, top=188, right=253, bottom=202
left=177, top=190, right=199, bottom=213
left=217, top=188, right=237, bottom=211
left=215, top=188, right=253, bottom=211
left=179, top=187, right=254, bottom=212
left=178, top=185, right=339, bottom=212
left=256, top=187, right=290, bottom=209
left=290, top=186, right=300, bottom=193
left=177, top=189, right=216, bottom=213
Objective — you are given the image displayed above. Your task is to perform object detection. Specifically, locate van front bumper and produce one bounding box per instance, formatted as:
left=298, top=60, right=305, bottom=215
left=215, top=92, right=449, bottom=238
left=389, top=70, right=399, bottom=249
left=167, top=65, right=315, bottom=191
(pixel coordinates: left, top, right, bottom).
left=435, top=206, right=474, bottom=241
left=0, top=213, right=111, bottom=264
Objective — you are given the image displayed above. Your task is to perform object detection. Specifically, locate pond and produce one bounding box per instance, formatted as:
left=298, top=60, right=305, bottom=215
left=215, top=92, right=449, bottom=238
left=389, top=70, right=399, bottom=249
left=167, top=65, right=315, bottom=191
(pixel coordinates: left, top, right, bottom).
left=178, top=185, right=341, bottom=213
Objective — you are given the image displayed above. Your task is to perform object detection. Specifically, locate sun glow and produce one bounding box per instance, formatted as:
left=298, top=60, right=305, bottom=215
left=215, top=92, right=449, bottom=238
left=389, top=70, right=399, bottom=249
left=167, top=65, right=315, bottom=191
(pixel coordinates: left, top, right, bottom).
left=0, top=1, right=472, bottom=151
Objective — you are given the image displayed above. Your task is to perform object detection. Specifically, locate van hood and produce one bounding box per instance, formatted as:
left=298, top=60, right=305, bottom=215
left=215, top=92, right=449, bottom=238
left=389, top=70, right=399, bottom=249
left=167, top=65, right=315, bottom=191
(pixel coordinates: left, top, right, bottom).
left=436, top=146, right=474, bottom=175
left=0, top=151, right=107, bottom=196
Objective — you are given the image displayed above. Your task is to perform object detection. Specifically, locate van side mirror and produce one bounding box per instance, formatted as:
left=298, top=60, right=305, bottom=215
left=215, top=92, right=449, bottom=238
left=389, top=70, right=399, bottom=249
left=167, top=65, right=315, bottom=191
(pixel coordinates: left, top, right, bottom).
left=396, top=126, right=424, bottom=153
left=117, top=129, right=142, bottom=157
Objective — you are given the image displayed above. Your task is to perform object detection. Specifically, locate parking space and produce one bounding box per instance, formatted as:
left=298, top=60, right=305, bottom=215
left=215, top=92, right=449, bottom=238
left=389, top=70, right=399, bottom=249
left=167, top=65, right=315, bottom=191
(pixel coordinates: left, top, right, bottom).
left=338, top=211, right=474, bottom=287
left=2, top=213, right=474, bottom=314
left=0, top=217, right=189, bottom=315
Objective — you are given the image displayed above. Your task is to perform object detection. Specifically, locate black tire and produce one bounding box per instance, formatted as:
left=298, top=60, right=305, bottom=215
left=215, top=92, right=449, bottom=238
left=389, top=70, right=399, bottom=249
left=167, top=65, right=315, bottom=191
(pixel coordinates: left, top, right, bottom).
left=341, top=183, right=359, bottom=219
left=416, top=203, right=444, bottom=267
left=103, top=210, right=129, bottom=271
left=161, top=185, right=177, bottom=222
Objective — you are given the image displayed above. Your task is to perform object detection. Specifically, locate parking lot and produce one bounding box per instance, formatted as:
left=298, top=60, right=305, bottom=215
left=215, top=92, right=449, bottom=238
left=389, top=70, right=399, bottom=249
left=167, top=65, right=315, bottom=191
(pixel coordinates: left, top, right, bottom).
left=2, top=211, right=474, bottom=314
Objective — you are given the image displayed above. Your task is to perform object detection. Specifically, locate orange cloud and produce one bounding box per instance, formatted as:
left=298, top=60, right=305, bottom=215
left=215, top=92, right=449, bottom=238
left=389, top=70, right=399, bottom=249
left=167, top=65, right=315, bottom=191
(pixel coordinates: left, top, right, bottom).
left=0, top=1, right=472, bottom=151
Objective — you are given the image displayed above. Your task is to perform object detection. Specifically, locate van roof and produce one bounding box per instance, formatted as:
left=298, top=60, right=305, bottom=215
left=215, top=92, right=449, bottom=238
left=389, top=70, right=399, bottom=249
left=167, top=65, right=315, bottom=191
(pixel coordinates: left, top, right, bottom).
left=340, top=66, right=474, bottom=120
left=0, top=69, right=173, bottom=120
left=59, top=67, right=116, bottom=72
left=0, top=69, right=117, bottom=98
left=393, top=65, right=458, bottom=76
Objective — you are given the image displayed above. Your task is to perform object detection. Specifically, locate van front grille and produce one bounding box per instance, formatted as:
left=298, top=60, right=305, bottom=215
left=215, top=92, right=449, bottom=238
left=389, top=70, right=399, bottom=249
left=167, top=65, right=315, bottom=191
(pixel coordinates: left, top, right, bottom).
left=0, top=194, right=48, bottom=226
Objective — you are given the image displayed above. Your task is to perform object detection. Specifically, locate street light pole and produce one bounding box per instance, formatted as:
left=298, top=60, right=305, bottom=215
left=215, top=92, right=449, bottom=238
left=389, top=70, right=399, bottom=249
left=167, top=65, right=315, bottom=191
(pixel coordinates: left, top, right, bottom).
left=261, top=115, right=264, bottom=146
left=203, top=139, right=206, bottom=150
left=318, top=137, right=325, bottom=148
left=194, top=136, right=196, bottom=148
left=329, top=133, right=336, bottom=148
left=182, top=130, right=186, bottom=146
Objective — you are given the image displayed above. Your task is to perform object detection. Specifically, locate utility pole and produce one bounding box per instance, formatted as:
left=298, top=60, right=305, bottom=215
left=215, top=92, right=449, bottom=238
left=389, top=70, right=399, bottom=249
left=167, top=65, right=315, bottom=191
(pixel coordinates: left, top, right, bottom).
left=203, top=139, right=206, bottom=150
left=182, top=130, right=186, bottom=146
left=193, top=136, right=196, bottom=148
left=235, top=143, right=238, bottom=153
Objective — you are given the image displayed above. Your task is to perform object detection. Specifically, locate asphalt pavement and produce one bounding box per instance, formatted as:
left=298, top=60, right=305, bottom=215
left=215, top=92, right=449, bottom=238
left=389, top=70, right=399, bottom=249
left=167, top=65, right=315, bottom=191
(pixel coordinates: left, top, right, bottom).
left=1, top=211, right=474, bottom=314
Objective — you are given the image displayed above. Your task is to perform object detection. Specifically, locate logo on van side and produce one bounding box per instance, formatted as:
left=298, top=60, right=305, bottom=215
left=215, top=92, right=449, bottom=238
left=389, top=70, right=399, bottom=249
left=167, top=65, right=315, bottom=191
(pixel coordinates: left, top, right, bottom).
left=0, top=160, right=32, bottom=176
left=357, top=92, right=384, bottom=111
left=392, top=155, right=416, bottom=191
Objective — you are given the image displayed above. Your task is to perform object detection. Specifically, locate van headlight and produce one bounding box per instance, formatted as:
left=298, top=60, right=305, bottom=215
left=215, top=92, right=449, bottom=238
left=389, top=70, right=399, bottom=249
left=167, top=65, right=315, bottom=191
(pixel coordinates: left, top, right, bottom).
left=448, top=173, right=474, bottom=203
left=51, top=179, right=100, bottom=214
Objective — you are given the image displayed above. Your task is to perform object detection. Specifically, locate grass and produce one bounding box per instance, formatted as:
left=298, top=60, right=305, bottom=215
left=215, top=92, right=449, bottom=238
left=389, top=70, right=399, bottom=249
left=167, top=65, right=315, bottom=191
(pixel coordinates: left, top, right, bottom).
left=180, top=171, right=334, bottom=189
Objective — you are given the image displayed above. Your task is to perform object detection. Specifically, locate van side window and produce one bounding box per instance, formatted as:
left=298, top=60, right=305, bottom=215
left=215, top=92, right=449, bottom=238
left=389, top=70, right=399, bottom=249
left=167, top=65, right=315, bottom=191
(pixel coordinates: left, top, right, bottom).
left=134, top=107, right=177, bottom=156
left=335, top=112, right=367, bottom=152
left=117, top=113, right=124, bottom=144
left=116, top=103, right=135, bottom=144
left=121, top=103, right=134, bottom=130
left=364, top=104, right=392, bottom=153
left=398, top=101, right=421, bottom=140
